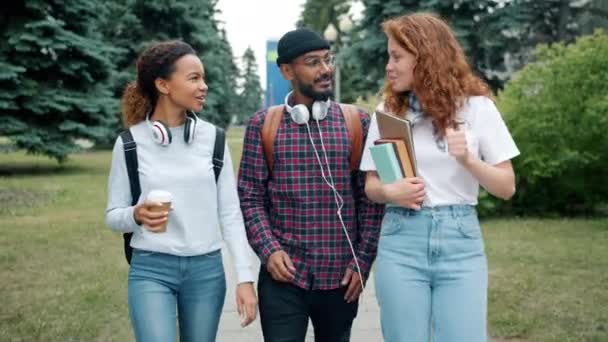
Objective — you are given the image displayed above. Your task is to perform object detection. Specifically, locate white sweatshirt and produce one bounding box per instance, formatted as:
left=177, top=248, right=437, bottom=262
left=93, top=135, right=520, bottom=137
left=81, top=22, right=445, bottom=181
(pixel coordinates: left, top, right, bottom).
left=105, top=119, right=254, bottom=283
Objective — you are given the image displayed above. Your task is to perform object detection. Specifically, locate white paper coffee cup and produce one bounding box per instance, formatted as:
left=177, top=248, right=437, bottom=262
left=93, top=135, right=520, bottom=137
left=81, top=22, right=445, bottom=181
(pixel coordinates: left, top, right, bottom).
left=146, top=190, right=172, bottom=232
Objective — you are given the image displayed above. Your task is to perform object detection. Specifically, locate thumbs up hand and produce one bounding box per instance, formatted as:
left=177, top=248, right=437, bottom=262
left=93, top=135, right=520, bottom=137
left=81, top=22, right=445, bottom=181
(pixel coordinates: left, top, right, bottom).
left=446, top=124, right=471, bottom=165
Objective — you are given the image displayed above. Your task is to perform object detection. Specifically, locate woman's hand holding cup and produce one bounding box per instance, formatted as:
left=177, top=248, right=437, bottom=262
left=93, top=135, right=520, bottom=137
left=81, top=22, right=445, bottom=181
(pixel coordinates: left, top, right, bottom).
left=133, top=190, right=172, bottom=233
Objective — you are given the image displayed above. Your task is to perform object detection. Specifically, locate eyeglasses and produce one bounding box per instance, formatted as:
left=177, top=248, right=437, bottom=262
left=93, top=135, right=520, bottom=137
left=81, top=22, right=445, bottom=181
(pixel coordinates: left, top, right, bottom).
left=294, top=55, right=335, bottom=69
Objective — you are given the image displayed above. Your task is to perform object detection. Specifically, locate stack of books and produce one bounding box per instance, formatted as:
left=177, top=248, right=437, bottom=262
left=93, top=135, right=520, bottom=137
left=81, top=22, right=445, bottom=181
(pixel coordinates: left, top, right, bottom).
left=369, top=110, right=418, bottom=184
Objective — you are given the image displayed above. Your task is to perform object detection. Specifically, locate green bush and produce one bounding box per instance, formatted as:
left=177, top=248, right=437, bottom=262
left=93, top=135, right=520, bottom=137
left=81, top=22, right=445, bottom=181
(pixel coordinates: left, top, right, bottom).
left=479, top=30, right=608, bottom=216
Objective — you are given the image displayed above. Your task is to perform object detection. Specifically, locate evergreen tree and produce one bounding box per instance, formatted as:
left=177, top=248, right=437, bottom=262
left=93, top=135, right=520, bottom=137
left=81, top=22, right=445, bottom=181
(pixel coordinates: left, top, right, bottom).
left=477, top=0, right=608, bottom=88
left=0, top=0, right=118, bottom=162
left=297, top=0, right=351, bottom=33
left=236, top=47, right=263, bottom=124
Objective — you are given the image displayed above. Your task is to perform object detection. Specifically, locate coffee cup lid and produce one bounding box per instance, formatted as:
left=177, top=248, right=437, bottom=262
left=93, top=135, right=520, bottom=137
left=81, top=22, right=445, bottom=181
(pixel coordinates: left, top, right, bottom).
left=147, top=190, right=172, bottom=202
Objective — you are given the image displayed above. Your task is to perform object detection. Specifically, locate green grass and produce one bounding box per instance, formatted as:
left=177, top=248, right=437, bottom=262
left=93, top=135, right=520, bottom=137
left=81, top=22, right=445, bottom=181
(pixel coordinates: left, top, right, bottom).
left=484, top=218, right=608, bottom=341
left=1, top=126, right=607, bottom=341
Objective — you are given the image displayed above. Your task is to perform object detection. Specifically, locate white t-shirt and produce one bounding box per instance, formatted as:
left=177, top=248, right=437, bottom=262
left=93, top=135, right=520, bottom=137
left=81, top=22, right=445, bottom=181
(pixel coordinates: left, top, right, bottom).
left=360, top=96, right=520, bottom=207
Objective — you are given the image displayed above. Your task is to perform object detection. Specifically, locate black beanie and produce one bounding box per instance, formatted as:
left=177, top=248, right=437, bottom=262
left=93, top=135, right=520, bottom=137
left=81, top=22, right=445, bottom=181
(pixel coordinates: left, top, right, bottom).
left=276, top=28, right=330, bottom=66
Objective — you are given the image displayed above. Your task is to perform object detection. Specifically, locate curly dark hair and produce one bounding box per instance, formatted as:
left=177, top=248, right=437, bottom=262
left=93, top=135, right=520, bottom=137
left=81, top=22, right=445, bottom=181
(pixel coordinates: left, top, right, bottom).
left=121, top=40, right=196, bottom=127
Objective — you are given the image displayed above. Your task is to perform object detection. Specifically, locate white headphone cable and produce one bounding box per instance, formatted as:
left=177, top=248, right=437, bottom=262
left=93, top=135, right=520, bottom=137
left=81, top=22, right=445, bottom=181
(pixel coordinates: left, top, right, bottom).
left=313, top=119, right=365, bottom=292
left=305, top=121, right=366, bottom=295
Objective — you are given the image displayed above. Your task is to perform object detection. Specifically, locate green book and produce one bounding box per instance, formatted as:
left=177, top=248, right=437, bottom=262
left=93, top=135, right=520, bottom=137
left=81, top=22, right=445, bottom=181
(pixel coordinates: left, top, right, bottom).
left=369, top=143, right=404, bottom=184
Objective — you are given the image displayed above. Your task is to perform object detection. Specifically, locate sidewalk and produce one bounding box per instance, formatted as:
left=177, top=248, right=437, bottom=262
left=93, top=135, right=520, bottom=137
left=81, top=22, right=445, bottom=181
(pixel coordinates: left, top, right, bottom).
left=217, top=248, right=383, bottom=342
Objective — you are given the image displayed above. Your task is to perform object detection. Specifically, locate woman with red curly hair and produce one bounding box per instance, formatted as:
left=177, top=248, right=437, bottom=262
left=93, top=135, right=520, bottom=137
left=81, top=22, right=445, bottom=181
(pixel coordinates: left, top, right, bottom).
left=359, top=13, right=520, bottom=341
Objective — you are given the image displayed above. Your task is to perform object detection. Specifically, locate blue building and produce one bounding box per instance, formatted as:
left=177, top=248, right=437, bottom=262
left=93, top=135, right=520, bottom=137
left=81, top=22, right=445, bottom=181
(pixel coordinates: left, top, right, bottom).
left=265, top=40, right=290, bottom=107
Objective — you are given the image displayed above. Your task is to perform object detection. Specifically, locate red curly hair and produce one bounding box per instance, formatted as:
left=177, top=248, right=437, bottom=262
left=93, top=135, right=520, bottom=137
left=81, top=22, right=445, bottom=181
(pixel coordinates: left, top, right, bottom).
left=382, top=13, right=492, bottom=137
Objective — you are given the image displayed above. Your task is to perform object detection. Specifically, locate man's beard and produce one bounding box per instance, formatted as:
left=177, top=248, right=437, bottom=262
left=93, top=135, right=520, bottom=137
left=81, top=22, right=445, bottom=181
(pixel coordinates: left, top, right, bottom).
left=296, top=74, right=334, bottom=101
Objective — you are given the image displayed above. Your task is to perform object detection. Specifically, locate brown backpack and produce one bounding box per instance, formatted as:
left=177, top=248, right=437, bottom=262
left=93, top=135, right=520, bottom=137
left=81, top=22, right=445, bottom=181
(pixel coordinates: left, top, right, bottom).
left=261, top=104, right=364, bottom=173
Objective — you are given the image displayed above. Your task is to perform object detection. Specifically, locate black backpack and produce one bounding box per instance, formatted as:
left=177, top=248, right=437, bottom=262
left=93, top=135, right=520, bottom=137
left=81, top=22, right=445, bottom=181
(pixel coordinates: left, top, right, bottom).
left=119, top=126, right=225, bottom=264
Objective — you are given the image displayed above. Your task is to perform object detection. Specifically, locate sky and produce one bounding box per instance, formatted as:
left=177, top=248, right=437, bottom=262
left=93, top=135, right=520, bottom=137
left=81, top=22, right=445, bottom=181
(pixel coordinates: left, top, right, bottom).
left=216, top=0, right=306, bottom=89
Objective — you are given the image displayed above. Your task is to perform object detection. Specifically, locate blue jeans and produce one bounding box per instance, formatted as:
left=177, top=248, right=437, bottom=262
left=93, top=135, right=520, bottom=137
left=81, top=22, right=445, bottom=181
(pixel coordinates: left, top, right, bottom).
left=374, top=205, right=487, bottom=342
left=128, top=249, right=226, bottom=342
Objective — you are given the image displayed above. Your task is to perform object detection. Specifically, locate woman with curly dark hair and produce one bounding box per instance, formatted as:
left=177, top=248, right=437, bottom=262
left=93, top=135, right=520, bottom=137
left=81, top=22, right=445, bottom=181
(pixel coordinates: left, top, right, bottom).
left=105, top=40, right=257, bottom=341
left=359, top=13, right=520, bottom=341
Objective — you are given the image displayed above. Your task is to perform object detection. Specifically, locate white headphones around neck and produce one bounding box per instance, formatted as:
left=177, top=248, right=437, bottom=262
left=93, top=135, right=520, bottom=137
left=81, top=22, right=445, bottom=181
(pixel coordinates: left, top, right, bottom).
left=146, top=111, right=197, bottom=146
left=284, top=91, right=331, bottom=125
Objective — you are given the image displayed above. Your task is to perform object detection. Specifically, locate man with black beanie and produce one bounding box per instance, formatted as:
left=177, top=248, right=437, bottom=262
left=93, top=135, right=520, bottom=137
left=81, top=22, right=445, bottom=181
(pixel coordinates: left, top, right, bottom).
left=237, top=28, right=384, bottom=341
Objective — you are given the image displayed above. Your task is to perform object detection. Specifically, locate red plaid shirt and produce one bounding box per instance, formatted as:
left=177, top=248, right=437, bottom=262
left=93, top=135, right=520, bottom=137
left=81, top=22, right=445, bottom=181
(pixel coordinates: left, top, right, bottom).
left=237, top=102, right=385, bottom=290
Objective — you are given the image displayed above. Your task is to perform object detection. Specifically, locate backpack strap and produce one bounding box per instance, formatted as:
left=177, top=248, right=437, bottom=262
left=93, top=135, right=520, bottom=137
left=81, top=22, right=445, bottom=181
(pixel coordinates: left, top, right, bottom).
left=119, top=129, right=140, bottom=264
left=339, top=104, right=364, bottom=172
left=261, top=105, right=284, bottom=172
left=212, top=126, right=225, bottom=182
left=261, top=104, right=364, bottom=173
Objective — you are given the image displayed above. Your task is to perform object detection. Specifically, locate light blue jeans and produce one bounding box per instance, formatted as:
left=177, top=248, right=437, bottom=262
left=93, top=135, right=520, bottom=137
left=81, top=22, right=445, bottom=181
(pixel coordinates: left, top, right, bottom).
left=128, top=248, right=226, bottom=342
left=374, top=205, right=487, bottom=342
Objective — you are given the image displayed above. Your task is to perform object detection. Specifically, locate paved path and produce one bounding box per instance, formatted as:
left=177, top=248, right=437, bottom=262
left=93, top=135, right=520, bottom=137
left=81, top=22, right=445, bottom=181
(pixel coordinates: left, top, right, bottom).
left=217, top=247, right=383, bottom=342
